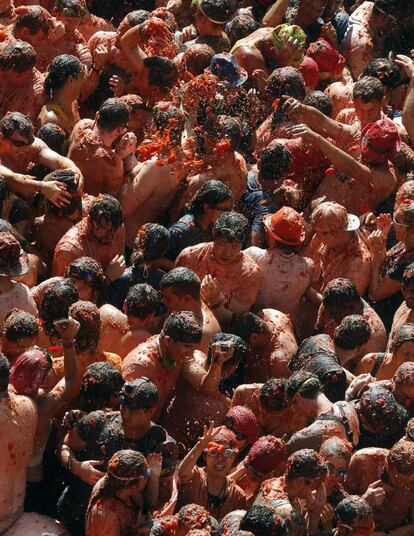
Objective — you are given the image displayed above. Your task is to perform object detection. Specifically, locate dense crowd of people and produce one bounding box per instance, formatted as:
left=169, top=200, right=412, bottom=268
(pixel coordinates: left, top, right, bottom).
left=1, top=0, right=414, bottom=534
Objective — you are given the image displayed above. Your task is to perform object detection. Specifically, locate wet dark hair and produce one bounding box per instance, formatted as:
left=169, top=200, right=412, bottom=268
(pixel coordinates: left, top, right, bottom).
left=162, top=311, right=202, bottom=344
left=240, top=505, right=287, bottom=536
left=333, top=314, right=371, bottom=350
left=259, top=142, right=292, bottom=182
left=125, top=283, right=161, bottom=319
left=143, top=56, right=178, bottom=94
left=402, top=262, right=414, bottom=287
left=3, top=309, right=38, bottom=342
left=287, top=370, right=321, bottom=400
left=121, top=377, right=159, bottom=410
left=319, top=437, right=352, bottom=462
left=124, top=9, right=151, bottom=27
left=37, top=123, right=67, bottom=153
left=388, top=440, right=414, bottom=475
left=229, top=312, right=266, bottom=342
left=97, top=98, right=130, bottom=132
left=44, top=54, right=83, bottom=99
left=322, top=278, right=361, bottom=309
left=187, top=180, right=232, bottom=217
left=131, top=223, right=170, bottom=266
left=0, top=177, right=10, bottom=216
left=266, top=67, right=306, bottom=100
left=14, top=6, right=51, bottom=36
left=69, top=301, right=100, bottom=352
left=303, top=90, right=333, bottom=117
left=178, top=504, right=210, bottom=530
left=394, top=361, right=414, bottom=385
left=152, top=103, right=185, bottom=144
left=374, top=0, right=404, bottom=16
left=357, top=385, right=409, bottom=435
left=207, top=332, right=247, bottom=368
left=77, top=362, right=124, bottom=412
left=362, top=58, right=402, bottom=89
left=213, top=211, right=250, bottom=243
left=225, top=14, right=261, bottom=46
left=182, top=44, right=215, bottom=76
left=65, top=257, right=106, bottom=304
left=260, top=377, right=289, bottom=411
left=286, top=449, right=327, bottom=480
left=56, top=0, right=87, bottom=17
left=392, top=323, right=414, bottom=350
left=205, top=114, right=243, bottom=152
left=89, top=194, right=123, bottom=230
left=39, top=279, right=79, bottom=338
left=0, top=353, right=10, bottom=391
left=0, top=41, right=37, bottom=72
left=44, top=169, right=81, bottom=216
left=160, top=267, right=201, bottom=300
left=336, top=496, right=373, bottom=525
left=0, top=111, right=33, bottom=138
left=353, top=76, right=384, bottom=103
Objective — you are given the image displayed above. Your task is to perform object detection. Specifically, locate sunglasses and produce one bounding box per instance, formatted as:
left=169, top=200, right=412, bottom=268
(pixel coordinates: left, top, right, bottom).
left=69, top=265, right=97, bottom=283
left=326, top=463, right=347, bottom=478
left=393, top=217, right=410, bottom=230
left=207, top=442, right=235, bottom=458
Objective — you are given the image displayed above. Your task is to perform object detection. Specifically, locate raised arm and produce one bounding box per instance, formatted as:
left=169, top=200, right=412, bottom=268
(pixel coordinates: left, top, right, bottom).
left=119, top=25, right=146, bottom=74
left=178, top=422, right=215, bottom=483
left=262, top=0, right=289, bottom=27
left=37, top=143, right=84, bottom=191
left=396, top=55, right=414, bottom=144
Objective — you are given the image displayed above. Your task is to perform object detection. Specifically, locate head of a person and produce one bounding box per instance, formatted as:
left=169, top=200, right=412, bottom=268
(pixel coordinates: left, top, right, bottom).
left=259, top=377, right=289, bottom=415
left=88, top=194, right=123, bottom=245
left=120, top=377, right=159, bottom=427
left=391, top=323, right=414, bottom=363
left=14, top=5, right=65, bottom=45
left=322, top=278, right=362, bottom=321
left=0, top=111, right=34, bottom=152
left=360, top=117, right=400, bottom=166
left=65, top=256, right=106, bottom=304
left=55, top=0, right=88, bottom=29
left=96, top=97, right=130, bottom=139
left=393, top=200, right=414, bottom=244
left=263, top=206, right=305, bottom=251
left=306, top=38, right=345, bottom=80
left=2, top=309, right=38, bottom=362
left=77, top=362, right=124, bottom=412
left=212, top=211, right=250, bottom=265
left=319, top=437, right=352, bottom=494
left=44, top=54, right=86, bottom=100
left=177, top=504, right=211, bottom=535
left=385, top=440, right=414, bottom=488
left=203, top=113, right=243, bottom=153
left=160, top=267, right=201, bottom=312
left=225, top=14, right=260, bottom=46
left=298, top=56, right=320, bottom=91
left=206, top=332, right=247, bottom=381
left=205, top=426, right=238, bottom=478
left=69, top=301, right=100, bottom=353
left=160, top=311, right=202, bottom=361
left=362, top=58, right=402, bottom=100
left=352, top=77, right=385, bottom=126
left=105, top=449, right=150, bottom=496
left=402, top=262, right=414, bottom=308
left=195, top=0, right=234, bottom=33
left=131, top=223, right=170, bottom=267
left=116, top=9, right=151, bottom=40
left=124, top=283, right=161, bottom=328
left=39, top=279, right=79, bottom=339
left=287, top=370, right=322, bottom=414
left=240, top=505, right=288, bottom=536
left=187, top=179, right=232, bottom=224
left=224, top=405, right=259, bottom=449
left=257, top=141, right=292, bottom=185
left=37, top=122, right=67, bottom=154
left=311, top=201, right=360, bottom=249
left=0, top=353, right=10, bottom=393
left=372, top=0, right=403, bottom=31
left=9, top=346, right=52, bottom=398
left=285, top=448, right=327, bottom=499
left=333, top=314, right=371, bottom=352
left=229, top=312, right=270, bottom=349
left=336, top=496, right=375, bottom=536
left=152, top=102, right=185, bottom=146
left=270, top=24, right=307, bottom=67
left=0, top=41, right=37, bottom=85
left=143, top=56, right=178, bottom=98
left=266, top=67, right=306, bottom=102
left=357, top=385, right=409, bottom=436
left=119, top=94, right=150, bottom=134
left=245, top=435, right=287, bottom=483
left=303, top=90, right=333, bottom=117
left=44, top=169, right=81, bottom=220
left=181, top=44, right=215, bottom=79
left=393, top=362, right=414, bottom=412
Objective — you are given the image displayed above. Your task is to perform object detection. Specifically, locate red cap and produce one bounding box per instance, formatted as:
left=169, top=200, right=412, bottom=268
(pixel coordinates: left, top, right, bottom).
left=306, top=38, right=345, bottom=75
left=263, top=206, right=305, bottom=246
left=246, top=435, right=286, bottom=475
left=10, top=348, right=51, bottom=396
left=360, top=118, right=401, bottom=164
left=298, top=56, right=320, bottom=90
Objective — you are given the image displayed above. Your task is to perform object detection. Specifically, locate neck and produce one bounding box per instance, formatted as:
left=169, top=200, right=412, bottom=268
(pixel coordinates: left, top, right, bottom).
left=0, top=276, right=13, bottom=293
left=123, top=419, right=151, bottom=439
left=335, top=346, right=358, bottom=367
left=115, top=487, right=134, bottom=503
left=207, top=473, right=227, bottom=491
left=316, top=392, right=333, bottom=414
left=91, top=124, right=115, bottom=148
left=127, top=316, right=149, bottom=332
left=50, top=88, right=77, bottom=110
left=331, top=232, right=353, bottom=251
left=197, top=211, right=212, bottom=231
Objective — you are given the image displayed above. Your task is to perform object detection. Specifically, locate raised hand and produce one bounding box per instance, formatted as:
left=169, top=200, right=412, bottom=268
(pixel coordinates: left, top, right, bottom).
left=53, top=317, right=80, bottom=344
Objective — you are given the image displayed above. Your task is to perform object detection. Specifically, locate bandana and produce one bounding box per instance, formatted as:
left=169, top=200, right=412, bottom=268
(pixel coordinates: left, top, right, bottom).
left=10, top=348, right=51, bottom=396
left=246, top=435, right=286, bottom=475
left=225, top=406, right=259, bottom=445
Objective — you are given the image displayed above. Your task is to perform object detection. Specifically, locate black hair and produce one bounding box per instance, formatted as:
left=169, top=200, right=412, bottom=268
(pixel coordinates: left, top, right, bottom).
left=177, top=504, right=210, bottom=529
left=392, top=323, right=414, bottom=350
left=89, top=194, right=123, bottom=230
left=125, top=9, right=151, bottom=26
left=303, top=90, right=333, bottom=117
left=207, top=332, right=247, bottom=368
left=336, top=496, right=373, bottom=525
left=286, top=449, right=327, bottom=480
left=229, top=312, right=266, bottom=342
left=0, top=352, right=10, bottom=391
left=131, top=223, right=170, bottom=266
left=152, top=103, right=185, bottom=144
left=225, top=14, right=261, bottom=46
left=57, top=0, right=87, bottom=17
left=0, top=177, right=10, bottom=216
left=121, top=377, right=159, bottom=410
left=0, top=41, right=37, bottom=72
left=240, top=505, right=287, bottom=536
left=259, top=377, right=289, bottom=411
left=14, top=6, right=51, bottom=36
left=266, top=67, right=306, bottom=100
left=162, top=311, right=202, bottom=344
left=287, top=370, right=321, bottom=400
left=199, top=0, right=234, bottom=23
left=213, top=211, right=250, bottom=243
left=143, top=56, right=178, bottom=94
left=322, top=278, right=361, bottom=309
left=205, top=114, right=243, bottom=151
left=394, top=361, right=414, bottom=385
left=259, top=142, right=292, bottom=182
left=160, top=267, right=201, bottom=300
left=65, top=256, right=106, bottom=304
left=402, top=262, right=414, bottom=287
left=357, top=385, right=409, bottom=435
left=3, top=309, right=38, bottom=341
left=44, top=54, right=83, bottom=99
left=333, top=314, right=371, bottom=350
left=187, top=180, right=232, bottom=217
left=125, top=283, right=161, bottom=319
left=362, top=58, right=402, bottom=89
left=77, top=362, right=124, bottom=412
left=39, top=279, right=79, bottom=338
left=388, top=439, right=414, bottom=475
left=97, top=98, right=130, bottom=132
left=44, top=169, right=81, bottom=216
left=0, top=111, right=33, bottom=138
left=69, top=301, right=100, bottom=352
left=37, top=123, right=67, bottom=153
left=374, top=0, right=404, bottom=16
left=353, top=76, right=384, bottom=103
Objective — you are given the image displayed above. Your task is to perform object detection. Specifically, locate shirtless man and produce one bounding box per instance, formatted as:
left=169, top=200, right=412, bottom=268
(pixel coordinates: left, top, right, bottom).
left=68, top=97, right=136, bottom=197
left=100, top=283, right=160, bottom=358
left=1, top=309, right=38, bottom=364
left=160, top=267, right=221, bottom=353
left=53, top=194, right=126, bottom=280
left=389, top=263, right=414, bottom=346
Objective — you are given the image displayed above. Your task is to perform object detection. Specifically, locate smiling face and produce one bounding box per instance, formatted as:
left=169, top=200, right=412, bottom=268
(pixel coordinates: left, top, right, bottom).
left=205, top=443, right=237, bottom=478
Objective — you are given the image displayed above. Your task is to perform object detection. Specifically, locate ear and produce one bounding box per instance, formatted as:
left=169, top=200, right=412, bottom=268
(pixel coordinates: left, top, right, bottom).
left=122, top=301, right=127, bottom=314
